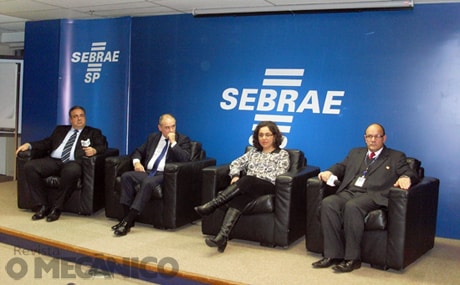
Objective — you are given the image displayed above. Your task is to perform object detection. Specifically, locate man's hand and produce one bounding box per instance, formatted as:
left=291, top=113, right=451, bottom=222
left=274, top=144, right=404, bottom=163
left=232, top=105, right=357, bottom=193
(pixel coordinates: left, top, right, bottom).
left=83, top=147, right=97, bottom=157
left=167, top=132, right=176, bottom=144
left=15, top=143, right=31, bottom=155
left=318, top=170, right=333, bottom=183
left=134, top=161, right=145, bottom=172
left=394, top=176, right=411, bottom=190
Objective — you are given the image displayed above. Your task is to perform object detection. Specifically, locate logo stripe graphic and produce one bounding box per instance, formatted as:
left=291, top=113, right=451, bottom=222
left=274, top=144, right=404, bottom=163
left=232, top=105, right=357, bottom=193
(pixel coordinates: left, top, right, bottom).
left=262, top=79, right=302, bottom=86
left=253, top=114, right=293, bottom=134
left=254, top=114, right=293, bottom=123
left=252, top=124, right=291, bottom=133
left=264, top=69, right=304, bottom=76
left=262, top=68, right=304, bottom=87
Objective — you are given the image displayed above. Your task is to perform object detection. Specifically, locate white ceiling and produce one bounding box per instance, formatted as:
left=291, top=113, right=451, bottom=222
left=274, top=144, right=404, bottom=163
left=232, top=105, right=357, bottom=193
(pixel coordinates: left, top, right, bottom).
left=0, top=0, right=456, bottom=53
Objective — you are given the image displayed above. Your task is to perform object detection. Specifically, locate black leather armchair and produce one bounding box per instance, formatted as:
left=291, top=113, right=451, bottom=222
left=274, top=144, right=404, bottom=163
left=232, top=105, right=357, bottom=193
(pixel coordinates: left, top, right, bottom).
left=201, top=147, right=320, bottom=248
left=305, top=158, right=440, bottom=270
left=16, top=147, right=119, bottom=215
left=104, top=141, right=216, bottom=229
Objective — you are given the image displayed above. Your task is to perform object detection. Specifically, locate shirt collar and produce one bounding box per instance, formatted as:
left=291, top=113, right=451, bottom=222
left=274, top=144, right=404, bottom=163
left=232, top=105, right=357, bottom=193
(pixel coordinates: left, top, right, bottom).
left=368, top=147, right=383, bottom=158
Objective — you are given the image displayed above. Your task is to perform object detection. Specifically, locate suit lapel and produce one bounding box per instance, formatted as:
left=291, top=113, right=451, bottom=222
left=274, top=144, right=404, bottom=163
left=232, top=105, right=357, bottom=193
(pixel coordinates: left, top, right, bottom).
left=338, top=149, right=367, bottom=191
left=54, top=126, right=71, bottom=150
left=147, top=134, right=161, bottom=163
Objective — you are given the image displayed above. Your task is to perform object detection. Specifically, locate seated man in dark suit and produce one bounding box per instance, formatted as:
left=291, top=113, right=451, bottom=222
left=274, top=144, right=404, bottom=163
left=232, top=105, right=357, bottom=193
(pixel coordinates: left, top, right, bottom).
left=311, top=123, right=419, bottom=272
left=15, top=105, right=107, bottom=222
left=111, top=113, right=191, bottom=237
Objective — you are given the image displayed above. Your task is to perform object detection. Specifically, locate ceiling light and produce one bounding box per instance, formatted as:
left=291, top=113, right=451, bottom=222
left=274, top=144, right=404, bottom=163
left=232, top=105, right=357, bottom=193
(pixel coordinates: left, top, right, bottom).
left=192, top=0, right=414, bottom=16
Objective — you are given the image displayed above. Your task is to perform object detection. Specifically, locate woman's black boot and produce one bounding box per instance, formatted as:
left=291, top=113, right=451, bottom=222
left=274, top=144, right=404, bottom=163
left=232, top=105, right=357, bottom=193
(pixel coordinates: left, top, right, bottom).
left=205, top=208, right=241, bottom=252
left=194, top=184, right=241, bottom=216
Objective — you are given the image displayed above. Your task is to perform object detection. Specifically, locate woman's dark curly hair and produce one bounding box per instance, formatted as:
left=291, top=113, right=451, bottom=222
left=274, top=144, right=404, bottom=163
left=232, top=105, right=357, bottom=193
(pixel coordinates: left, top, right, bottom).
left=252, top=121, right=283, bottom=151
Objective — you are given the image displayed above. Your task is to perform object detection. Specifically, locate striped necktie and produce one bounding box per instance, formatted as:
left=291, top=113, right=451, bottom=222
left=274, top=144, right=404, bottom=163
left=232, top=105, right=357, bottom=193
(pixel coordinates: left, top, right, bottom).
left=61, top=130, right=78, bottom=163
left=149, top=139, right=169, bottom=176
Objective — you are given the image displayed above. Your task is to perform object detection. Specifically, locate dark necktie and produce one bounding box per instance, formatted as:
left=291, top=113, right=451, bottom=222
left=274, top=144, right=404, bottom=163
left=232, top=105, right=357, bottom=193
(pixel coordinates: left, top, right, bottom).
left=149, top=139, right=169, bottom=176
left=62, top=130, right=78, bottom=163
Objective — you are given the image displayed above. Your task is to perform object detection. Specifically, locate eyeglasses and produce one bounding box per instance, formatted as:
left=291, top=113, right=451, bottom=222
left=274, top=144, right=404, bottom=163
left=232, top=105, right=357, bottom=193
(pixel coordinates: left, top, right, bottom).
left=365, top=134, right=384, bottom=140
left=258, top=133, right=274, bottom=138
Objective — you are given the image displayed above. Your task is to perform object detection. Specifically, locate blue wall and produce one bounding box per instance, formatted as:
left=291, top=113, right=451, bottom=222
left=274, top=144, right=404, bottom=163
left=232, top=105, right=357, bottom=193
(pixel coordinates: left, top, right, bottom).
left=129, top=5, right=460, bottom=239
left=23, top=20, right=61, bottom=139
left=23, top=4, right=460, bottom=239
left=23, top=18, right=131, bottom=153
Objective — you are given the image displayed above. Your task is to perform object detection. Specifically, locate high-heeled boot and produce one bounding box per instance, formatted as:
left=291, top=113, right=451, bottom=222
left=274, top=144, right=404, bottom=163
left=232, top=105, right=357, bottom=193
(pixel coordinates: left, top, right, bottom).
left=194, top=184, right=241, bottom=216
left=205, top=208, right=241, bottom=253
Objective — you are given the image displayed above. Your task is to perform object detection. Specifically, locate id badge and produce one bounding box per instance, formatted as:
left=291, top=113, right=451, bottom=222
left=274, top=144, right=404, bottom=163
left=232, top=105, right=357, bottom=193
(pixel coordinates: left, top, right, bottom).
left=355, top=176, right=366, bottom=187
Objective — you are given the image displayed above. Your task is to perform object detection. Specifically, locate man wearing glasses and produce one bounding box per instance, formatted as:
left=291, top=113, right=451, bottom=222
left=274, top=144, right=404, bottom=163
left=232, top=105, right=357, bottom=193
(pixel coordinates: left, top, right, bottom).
left=312, top=123, right=419, bottom=272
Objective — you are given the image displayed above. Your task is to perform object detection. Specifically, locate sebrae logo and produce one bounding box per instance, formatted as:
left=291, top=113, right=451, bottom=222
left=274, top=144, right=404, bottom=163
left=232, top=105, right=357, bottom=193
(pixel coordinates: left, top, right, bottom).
left=71, top=42, right=120, bottom=83
left=220, top=68, right=345, bottom=146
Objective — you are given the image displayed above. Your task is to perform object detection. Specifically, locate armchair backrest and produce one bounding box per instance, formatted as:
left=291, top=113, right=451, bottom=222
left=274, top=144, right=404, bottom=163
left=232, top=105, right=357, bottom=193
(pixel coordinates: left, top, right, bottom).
left=286, top=149, right=306, bottom=171
left=102, top=135, right=108, bottom=148
left=407, top=157, right=423, bottom=178
left=244, top=146, right=306, bottom=172
left=189, top=141, right=205, bottom=161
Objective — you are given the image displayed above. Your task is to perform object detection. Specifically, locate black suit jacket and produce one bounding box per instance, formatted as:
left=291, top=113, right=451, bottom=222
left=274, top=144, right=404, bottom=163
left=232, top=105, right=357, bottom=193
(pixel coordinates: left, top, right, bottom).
left=328, top=146, right=420, bottom=206
left=131, top=132, right=191, bottom=167
left=30, top=125, right=107, bottom=162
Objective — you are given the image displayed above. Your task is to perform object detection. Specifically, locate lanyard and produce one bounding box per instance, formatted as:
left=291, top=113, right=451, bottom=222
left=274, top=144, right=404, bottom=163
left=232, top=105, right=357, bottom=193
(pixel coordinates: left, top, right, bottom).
left=362, top=155, right=377, bottom=177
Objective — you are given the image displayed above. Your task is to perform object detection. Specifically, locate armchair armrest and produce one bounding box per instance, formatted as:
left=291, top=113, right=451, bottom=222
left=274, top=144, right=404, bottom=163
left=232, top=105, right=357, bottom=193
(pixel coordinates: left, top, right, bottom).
left=201, top=164, right=231, bottom=203
left=16, top=149, right=50, bottom=180
left=81, top=148, right=120, bottom=183
left=274, top=165, right=320, bottom=246
left=78, top=147, right=119, bottom=214
left=162, top=157, right=217, bottom=229
left=163, top=158, right=217, bottom=197
left=385, top=176, right=440, bottom=269
left=17, top=149, right=50, bottom=161
left=104, top=155, right=131, bottom=204
left=305, top=176, right=339, bottom=253
left=16, top=149, right=48, bottom=209
left=105, top=155, right=132, bottom=177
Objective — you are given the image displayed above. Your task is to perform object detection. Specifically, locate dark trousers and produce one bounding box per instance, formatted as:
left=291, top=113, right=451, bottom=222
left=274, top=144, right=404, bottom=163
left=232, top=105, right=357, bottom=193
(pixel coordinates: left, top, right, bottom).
left=227, top=175, right=275, bottom=211
left=120, top=171, right=164, bottom=213
left=321, top=190, right=380, bottom=260
left=24, top=157, right=81, bottom=209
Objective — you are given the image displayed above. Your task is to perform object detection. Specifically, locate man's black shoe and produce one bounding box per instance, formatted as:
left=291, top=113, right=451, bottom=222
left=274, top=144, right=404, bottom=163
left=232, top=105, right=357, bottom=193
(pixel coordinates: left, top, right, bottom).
left=111, top=220, right=124, bottom=231
left=332, top=260, right=362, bottom=273
left=32, top=206, right=50, bottom=221
left=111, top=219, right=134, bottom=231
left=46, top=208, right=61, bottom=222
left=114, top=221, right=131, bottom=237
left=312, top=258, right=343, bottom=268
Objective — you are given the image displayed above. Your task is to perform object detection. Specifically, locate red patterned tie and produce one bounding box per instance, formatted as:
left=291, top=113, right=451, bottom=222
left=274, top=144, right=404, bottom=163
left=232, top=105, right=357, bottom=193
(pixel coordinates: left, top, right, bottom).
left=369, top=152, right=375, bottom=160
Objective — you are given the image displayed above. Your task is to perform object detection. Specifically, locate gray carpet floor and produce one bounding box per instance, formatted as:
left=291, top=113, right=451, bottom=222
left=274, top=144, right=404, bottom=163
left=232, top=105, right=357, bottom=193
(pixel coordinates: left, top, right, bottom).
left=0, top=180, right=459, bottom=285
